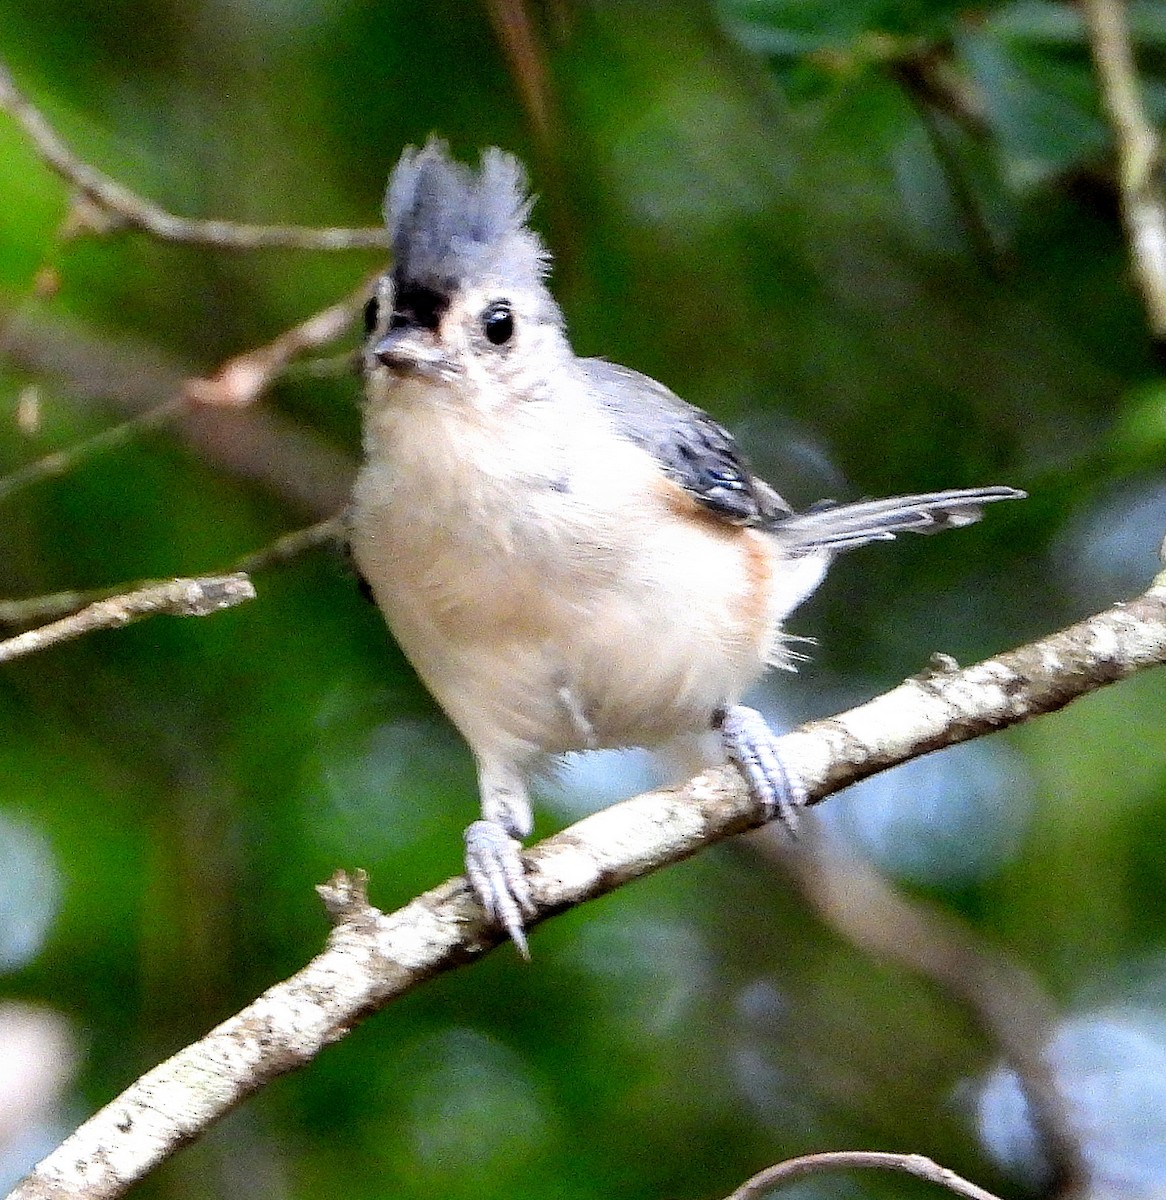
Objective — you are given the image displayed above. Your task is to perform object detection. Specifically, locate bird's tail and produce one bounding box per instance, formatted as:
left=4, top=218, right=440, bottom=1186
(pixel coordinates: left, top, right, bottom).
left=774, top=485, right=1024, bottom=555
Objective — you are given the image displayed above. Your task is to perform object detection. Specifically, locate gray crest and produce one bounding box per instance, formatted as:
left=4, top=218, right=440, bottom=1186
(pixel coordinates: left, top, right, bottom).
left=384, top=139, right=548, bottom=295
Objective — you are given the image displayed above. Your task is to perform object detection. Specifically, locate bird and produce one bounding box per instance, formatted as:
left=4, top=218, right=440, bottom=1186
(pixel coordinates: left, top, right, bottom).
left=349, top=139, right=1024, bottom=956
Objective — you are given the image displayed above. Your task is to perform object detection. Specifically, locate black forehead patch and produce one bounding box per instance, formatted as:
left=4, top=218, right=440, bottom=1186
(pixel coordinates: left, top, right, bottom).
left=393, top=284, right=447, bottom=331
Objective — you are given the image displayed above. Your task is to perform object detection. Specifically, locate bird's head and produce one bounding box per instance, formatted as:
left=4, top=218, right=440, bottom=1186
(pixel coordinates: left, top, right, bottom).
left=364, top=140, right=567, bottom=408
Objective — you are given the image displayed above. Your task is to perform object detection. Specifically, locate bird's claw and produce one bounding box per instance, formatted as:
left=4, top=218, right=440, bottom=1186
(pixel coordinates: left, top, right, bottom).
left=464, top=819, right=536, bottom=957
left=718, top=704, right=806, bottom=833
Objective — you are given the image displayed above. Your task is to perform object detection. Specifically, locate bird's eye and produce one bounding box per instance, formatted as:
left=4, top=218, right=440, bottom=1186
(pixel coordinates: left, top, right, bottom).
left=362, top=296, right=379, bottom=335
left=483, top=302, right=514, bottom=346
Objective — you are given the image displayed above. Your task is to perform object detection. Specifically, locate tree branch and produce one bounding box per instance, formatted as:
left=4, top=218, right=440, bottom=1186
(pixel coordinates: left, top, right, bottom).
left=0, top=396, right=187, bottom=506
left=0, top=574, right=255, bottom=664
left=721, top=1150, right=1003, bottom=1200
left=484, top=0, right=556, bottom=153
left=6, top=567, right=1166, bottom=1200
left=0, top=277, right=366, bottom=510
left=182, top=280, right=374, bottom=408
left=3, top=308, right=356, bottom=514
left=0, top=517, right=341, bottom=629
left=757, top=830, right=1086, bottom=1192
left=0, top=59, right=387, bottom=252
left=1083, top=0, right=1166, bottom=340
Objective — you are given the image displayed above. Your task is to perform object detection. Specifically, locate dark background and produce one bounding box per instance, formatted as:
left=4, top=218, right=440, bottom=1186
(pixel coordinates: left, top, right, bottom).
left=2, top=2, right=1166, bottom=1197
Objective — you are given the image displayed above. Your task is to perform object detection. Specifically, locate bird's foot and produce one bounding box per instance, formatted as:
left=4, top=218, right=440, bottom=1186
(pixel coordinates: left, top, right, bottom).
left=717, top=704, right=806, bottom=833
left=464, top=819, right=536, bottom=958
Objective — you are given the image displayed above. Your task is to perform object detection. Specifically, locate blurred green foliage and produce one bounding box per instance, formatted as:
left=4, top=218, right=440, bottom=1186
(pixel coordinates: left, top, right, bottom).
left=2, top=1, right=1166, bottom=1198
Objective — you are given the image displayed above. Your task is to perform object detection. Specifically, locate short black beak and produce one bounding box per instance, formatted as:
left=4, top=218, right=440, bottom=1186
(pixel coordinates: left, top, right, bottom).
left=372, top=327, right=452, bottom=378
left=374, top=327, right=420, bottom=368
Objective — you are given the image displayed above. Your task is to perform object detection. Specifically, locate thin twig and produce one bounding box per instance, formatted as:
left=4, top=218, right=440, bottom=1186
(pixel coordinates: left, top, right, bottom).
left=892, top=57, right=1005, bottom=277
left=0, top=277, right=367, bottom=506
left=0, top=396, right=186, bottom=505
left=0, top=574, right=255, bottom=665
left=183, top=279, right=373, bottom=408
left=0, top=517, right=343, bottom=629
left=722, top=1150, right=1002, bottom=1200
left=1083, top=0, right=1166, bottom=338
left=0, top=584, right=129, bottom=629
left=7, top=569, right=1166, bottom=1200
left=0, top=59, right=387, bottom=252
left=4, top=312, right=356, bottom=513
left=484, top=0, right=556, bottom=152
left=228, top=515, right=346, bottom=574
left=761, top=833, right=1086, bottom=1194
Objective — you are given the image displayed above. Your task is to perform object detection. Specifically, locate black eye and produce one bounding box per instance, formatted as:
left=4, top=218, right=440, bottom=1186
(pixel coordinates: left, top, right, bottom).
left=483, top=302, right=514, bottom=346
left=363, top=296, right=379, bottom=335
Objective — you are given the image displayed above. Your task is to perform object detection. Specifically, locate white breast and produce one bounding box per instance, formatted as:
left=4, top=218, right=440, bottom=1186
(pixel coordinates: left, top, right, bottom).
left=350, top=376, right=806, bottom=769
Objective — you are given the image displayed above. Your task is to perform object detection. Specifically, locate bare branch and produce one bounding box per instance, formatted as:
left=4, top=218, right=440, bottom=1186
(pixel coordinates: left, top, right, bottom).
left=892, top=56, right=1005, bottom=276
left=0, top=575, right=255, bottom=664
left=1083, top=0, right=1166, bottom=338
left=6, top=570, right=1166, bottom=1200
left=721, top=1150, right=1003, bottom=1200
left=228, top=515, right=346, bottom=573
left=0, top=59, right=387, bottom=252
left=0, top=583, right=137, bottom=630
left=0, top=274, right=366, bottom=508
left=0, top=397, right=186, bottom=505
left=760, top=832, right=1086, bottom=1192
left=183, top=280, right=373, bottom=408
left=484, top=0, right=556, bottom=152
left=0, top=517, right=342, bottom=629
left=5, top=313, right=355, bottom=510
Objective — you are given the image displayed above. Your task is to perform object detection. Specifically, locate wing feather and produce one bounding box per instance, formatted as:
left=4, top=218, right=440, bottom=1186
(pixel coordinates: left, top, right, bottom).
left=577, top=357, right=1025, bottom=547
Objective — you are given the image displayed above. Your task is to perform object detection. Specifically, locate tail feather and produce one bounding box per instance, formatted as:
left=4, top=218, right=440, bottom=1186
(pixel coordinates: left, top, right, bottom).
left=774, top=485, right=1024, bottom=555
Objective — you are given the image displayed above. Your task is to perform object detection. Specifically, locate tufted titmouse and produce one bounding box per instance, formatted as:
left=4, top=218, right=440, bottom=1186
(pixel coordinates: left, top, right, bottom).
left=349, top=140, right=1023, bottom=955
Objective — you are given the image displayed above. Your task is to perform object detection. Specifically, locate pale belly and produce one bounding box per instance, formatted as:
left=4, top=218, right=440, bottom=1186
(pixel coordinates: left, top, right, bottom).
left=350, top=385, right=819, bottom=770
left=350, top=482, right=781, bottom=767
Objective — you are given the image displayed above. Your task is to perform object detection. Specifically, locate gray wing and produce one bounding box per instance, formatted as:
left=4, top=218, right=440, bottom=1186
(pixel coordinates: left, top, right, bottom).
left=577, top=358, right=791, bottom=527
left=577, top=358, right=1025, bottom=545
